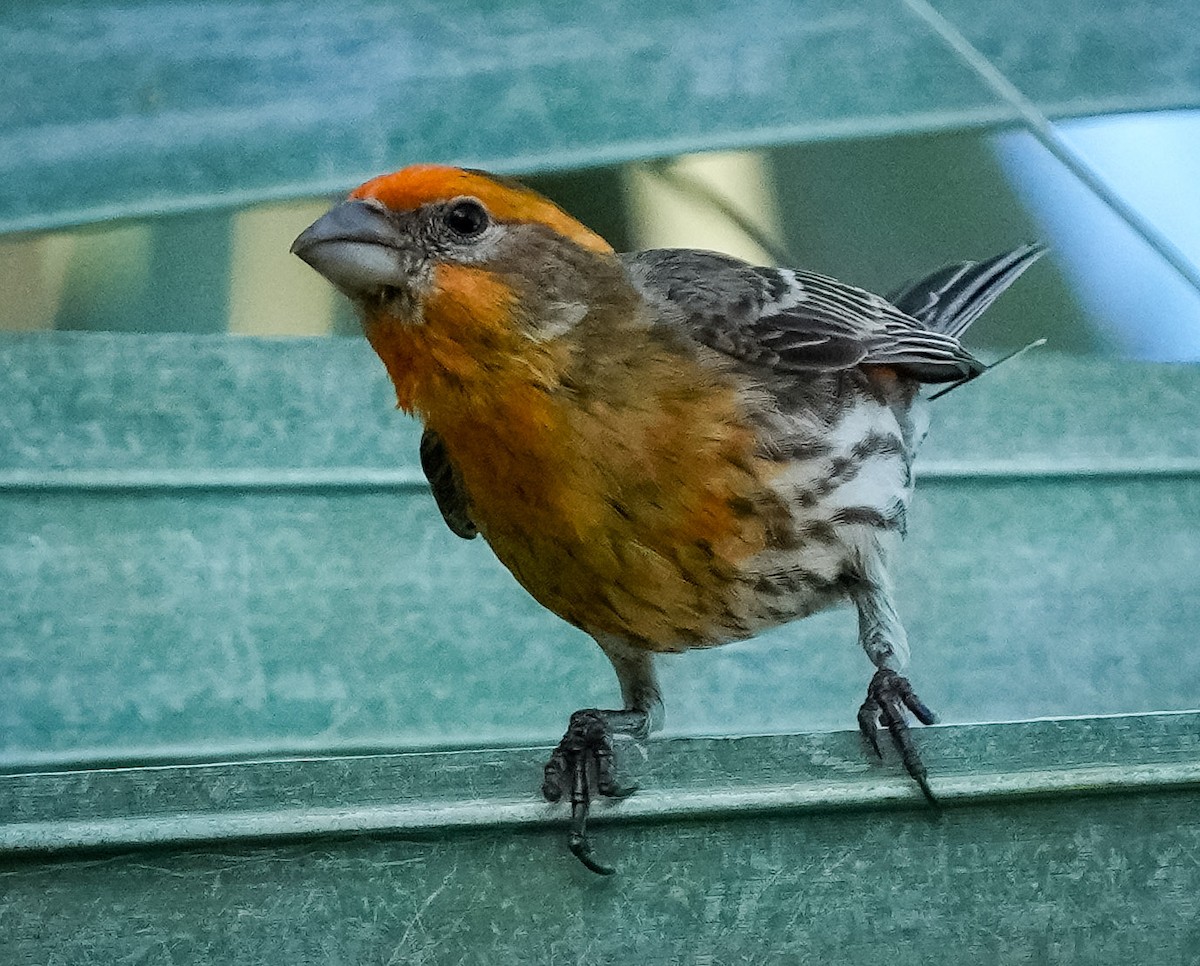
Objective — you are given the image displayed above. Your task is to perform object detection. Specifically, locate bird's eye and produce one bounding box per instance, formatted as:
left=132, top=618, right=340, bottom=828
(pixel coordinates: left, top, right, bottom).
left=443, top=198, right=489, bottom=239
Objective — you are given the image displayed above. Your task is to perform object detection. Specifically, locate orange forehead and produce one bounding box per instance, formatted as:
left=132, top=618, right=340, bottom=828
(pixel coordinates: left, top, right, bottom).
left=350, top=164, right=614, bottom=256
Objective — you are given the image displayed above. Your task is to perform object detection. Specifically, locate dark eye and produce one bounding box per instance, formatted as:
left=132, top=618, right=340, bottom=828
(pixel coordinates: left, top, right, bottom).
left=443, top=198, right=489, bottom=239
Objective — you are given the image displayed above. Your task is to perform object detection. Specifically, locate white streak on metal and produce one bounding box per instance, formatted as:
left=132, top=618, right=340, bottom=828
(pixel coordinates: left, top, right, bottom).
left=5, top=759, right=1199, bottom=854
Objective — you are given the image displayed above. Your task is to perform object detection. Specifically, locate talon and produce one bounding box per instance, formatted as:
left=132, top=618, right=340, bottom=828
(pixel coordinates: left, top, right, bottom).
left=541, top=749, right=567, bottom=802
left=569, top=831, right=616, bottom=876
left=857, top=698, right=884, bottom=758
left=891, top=673, right=938, bottom=726
left=858, top=668, right=939, bottom=807
left=910, top=765, right=940, bottom=811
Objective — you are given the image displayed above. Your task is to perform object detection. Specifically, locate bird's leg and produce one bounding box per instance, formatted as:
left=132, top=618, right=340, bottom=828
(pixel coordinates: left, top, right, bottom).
left=541, top=638, right=662, bottom=875
left=851, top=570, right=939, bottom=806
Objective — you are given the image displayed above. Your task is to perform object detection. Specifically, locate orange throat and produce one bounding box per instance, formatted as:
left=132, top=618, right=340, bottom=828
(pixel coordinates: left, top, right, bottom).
left=364, top=280, right=573, bottom=529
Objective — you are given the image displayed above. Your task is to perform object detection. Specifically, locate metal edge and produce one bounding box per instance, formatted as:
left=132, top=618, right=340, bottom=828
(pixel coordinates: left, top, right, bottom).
left=1, top=459, right=1198, bottom=492
left=4, top=713, right=1198, bottom=855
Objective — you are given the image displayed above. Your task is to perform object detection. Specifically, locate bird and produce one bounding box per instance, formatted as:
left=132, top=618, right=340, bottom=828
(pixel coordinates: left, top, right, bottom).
left=291, top=164, right=1043, bottom=874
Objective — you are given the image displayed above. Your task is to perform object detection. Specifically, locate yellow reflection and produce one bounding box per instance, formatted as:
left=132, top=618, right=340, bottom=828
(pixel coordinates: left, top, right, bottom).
left=229, top=200, right=337, bottom=336
left=624, top=151, right=783, bottom=265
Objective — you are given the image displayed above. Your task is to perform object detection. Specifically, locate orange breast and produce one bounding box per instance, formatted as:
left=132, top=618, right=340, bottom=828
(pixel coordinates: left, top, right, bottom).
left=365, top=268, right=779, bottom=650
left=467, top=368, right=772, bottom=650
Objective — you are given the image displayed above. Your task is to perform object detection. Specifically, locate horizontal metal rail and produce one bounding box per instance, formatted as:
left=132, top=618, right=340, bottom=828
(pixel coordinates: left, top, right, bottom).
left=1, top=459, right=1198, bottom=493
left=4, top=712, right=1198, bottom=855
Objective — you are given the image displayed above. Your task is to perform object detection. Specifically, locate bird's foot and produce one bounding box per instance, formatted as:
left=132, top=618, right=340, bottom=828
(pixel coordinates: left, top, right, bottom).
left=542, top=708, right=642, bottom=875
left=857, top=668, right=939, bottom=807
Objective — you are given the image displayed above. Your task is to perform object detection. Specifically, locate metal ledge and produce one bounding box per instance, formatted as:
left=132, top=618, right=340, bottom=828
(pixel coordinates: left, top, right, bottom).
left=2, top=458, right=1200, bottom=493
left=4, top=712, right=1198, bottom=855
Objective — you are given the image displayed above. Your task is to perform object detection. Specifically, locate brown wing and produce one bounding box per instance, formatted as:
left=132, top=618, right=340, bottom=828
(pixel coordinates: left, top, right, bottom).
left=419, top=428, right=477, bottom=540
left=620, top=248, right=1029, bottom=384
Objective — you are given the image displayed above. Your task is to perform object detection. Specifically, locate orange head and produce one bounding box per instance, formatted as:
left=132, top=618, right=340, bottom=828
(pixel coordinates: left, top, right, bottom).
left=291, top=164, right=632, bottom=414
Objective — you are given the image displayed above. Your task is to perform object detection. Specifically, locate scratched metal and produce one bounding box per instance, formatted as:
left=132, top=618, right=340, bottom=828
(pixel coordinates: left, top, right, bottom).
left=4, top=714, right=1200, bottom=847
left=5, top=799, right=1199, bottom=965
left=2, top=715, right=1200, bottom=964
left=1, top=334, right=1198, bottom=765
left=3, top=0, right=1199, bottom=233
left=3, top=475, right=1198, bottom=766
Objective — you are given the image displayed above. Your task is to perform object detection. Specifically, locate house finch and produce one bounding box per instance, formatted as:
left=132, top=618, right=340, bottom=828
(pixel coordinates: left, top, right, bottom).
left=292, top=165, right=1043, bottom=874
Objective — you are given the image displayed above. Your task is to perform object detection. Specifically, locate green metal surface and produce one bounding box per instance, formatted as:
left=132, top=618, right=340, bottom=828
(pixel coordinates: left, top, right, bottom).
left=3, top=475, right=1200, bottom=767
left=4, top=2, right=1197, bottom=956
left=2, top=714, right=1200, bottom=962
left=928, top=0, right=1200, bottom=120
left=5, top=712, right=1200, bottom=851
left=2, top=333, right=1198, bottom=767
left=3, top=0, right=1199, bottom=234
left=3, top=333, right=1198, bottom=478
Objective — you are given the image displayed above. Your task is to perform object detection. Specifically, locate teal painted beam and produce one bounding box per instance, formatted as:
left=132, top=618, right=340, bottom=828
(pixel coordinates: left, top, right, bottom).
left=2, top=715, right=1199, bottom=963
left=2, top=476, right=1198, bottom=765
left=3, top=0, right=1199, bottom=233
left=5, top=713, right=1200, bottom=850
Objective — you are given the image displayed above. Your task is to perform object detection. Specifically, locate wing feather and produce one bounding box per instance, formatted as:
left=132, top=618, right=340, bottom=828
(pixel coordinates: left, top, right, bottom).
left=419, top=428, right=477, bottom=540
left=621, top=249, right=985, bottom=384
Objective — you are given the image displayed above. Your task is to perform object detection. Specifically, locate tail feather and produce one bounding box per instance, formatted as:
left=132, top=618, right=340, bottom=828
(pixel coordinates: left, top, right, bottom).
left=888, top=244, right=1046, bottom=339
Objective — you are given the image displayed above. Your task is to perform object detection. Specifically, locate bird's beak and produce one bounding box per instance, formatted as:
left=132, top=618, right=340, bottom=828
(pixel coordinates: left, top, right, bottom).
left=291, top=200, right=411, bottom=296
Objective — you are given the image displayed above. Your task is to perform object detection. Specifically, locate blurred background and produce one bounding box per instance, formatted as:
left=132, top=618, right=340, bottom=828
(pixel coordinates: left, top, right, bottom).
left=2, top=0, right=1200, bottom=762
left=3, top=117, right=1199, bottom=358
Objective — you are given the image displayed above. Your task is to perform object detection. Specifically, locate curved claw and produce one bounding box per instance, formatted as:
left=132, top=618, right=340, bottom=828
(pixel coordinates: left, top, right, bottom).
left=910, top=764, right=939, bottom=810
left=569, top=831, right=616, bottom=876
left=890, top=673, right=938, bottom=726
left=541, top=755, right=566, bottom=803
left=598, top=781, right=639, bottom=799
left=857, top=698, right=884, bottom=759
